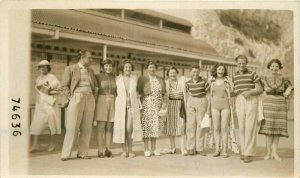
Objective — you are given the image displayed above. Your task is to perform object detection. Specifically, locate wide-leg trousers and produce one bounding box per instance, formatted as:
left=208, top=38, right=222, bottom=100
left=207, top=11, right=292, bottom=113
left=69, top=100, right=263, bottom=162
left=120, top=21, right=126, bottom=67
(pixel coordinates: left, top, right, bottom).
left=186, top=96, right=207, bottom=152
left=61, top=93, right=95, bottom=158
left=235, top=95, right=258, bottom=156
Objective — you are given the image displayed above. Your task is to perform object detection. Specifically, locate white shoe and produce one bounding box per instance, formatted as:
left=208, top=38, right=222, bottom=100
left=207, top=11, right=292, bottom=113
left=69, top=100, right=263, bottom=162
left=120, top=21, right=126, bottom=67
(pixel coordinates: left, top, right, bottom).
left=181, top=149, right=188, bottom=156
left=152, top=150, right=161, bottom=156
left=144, top=150, right=151, bottom=157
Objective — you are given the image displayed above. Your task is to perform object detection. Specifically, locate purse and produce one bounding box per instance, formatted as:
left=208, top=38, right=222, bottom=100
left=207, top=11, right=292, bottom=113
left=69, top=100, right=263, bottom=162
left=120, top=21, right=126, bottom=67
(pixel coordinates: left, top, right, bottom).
left=201, top=113, right=211, bottom=128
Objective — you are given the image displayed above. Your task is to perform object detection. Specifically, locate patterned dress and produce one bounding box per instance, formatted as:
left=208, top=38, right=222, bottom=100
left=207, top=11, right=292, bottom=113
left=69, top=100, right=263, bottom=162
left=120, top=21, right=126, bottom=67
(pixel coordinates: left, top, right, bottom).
left=141, top=76, right=164, bottom=138
left=258, top=74, right=293, bottom=137
left=165, top=80, right=185, bottom=136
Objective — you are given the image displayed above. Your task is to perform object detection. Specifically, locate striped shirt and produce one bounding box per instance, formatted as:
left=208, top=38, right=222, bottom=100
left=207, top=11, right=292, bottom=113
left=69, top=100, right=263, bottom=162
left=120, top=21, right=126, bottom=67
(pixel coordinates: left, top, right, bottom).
left=186, top=77, right=209, bottom=98
left=74, top=64, right=92, bottom=93
left=233, top=69, right=260, bottom=95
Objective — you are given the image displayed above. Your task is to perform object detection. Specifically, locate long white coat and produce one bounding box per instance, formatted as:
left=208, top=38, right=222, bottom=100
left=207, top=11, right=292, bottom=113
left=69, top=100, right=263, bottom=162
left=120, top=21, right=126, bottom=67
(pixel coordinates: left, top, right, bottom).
left=113, top=74, right=143, bottom=143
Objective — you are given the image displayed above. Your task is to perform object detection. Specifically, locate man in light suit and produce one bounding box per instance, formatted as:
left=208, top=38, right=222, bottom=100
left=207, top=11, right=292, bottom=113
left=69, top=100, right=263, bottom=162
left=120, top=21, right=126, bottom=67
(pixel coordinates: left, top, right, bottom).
left=60, top=50, right=98, bottom=161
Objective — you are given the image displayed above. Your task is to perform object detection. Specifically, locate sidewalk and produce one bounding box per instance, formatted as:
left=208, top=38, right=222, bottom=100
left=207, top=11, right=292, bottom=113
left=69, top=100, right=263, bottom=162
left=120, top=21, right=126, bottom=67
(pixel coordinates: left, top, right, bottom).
left=28, top=120, right=294, bottom=177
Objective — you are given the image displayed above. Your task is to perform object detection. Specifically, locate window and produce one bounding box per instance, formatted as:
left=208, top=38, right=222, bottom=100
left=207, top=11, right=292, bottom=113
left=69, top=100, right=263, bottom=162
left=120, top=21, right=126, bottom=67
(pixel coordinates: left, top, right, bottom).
left=91, top=9, right=122, bottom=18
left=163, top=20, right=191, bottom=33
left=125, top=10, right=160, bottom=26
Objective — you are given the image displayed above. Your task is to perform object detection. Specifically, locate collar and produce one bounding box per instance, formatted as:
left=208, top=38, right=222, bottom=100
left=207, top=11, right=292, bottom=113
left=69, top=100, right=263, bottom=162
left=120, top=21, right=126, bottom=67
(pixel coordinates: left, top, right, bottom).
left=190, top=77, right=202, bottom=83
left=236, top=68, right=249, bottom=74
left=78, top=63, right=86, bottom=69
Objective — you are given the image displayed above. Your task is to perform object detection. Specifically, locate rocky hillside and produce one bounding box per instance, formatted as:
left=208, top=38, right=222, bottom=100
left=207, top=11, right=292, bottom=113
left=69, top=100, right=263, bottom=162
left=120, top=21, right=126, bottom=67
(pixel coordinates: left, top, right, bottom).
left=160, top=9, right=294, bottom=119
left=160, top=9, right=294, bottom=79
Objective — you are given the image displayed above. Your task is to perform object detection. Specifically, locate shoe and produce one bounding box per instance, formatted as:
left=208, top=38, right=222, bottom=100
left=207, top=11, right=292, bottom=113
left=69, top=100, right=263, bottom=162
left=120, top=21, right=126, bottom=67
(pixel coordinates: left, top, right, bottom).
left=271, top=152, right=282, bottom=161
left=120, top=152, right=127, bottom=158
left=98, top=153, right=104, bottom=158
left=152, top=150, right=161, bottom=156
left=240, top=155, right=244, bottom=160
left=212, top=151, right=220, bottom=157
left=187, top=149, right=195, bottom=156
left=264, top=153, right=271, bottom=160
left=77, top=155, right=91, bottom=159
left=167, top=148, right=176, bottom=154
left=128, top=152, right=136, bottom=158
left=47, top=146, right=55, bottom=152
left=196, top=151, right=207, bottom=156
left=29, top=146, right=40, bottom=153
left=244, top=156, right=252, bottom=163
left=144, top=150, right=151, bottom=157
left=181, top=150, right=188, bottom=156
left=61, top=158, right=69, bottom=161
left=221, top=152, right=228, bottom=158
left=104, top=148, right=112, bottom=158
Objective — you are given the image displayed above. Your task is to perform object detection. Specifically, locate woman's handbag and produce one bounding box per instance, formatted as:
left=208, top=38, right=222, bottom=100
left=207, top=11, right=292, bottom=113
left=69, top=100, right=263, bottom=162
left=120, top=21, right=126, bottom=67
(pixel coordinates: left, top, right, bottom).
left=201, top=113, right=211, bottom=128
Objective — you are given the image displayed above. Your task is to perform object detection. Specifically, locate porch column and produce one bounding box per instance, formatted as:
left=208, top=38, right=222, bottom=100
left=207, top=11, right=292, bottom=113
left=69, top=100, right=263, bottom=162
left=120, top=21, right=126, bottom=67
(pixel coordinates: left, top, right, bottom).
left=199, top=59, right=202, bottom=69
left=101, top=44, right=107, bottom=71
left=163, top=66, right=166, bottom=79
left=103, top=44, right=107, bottom=61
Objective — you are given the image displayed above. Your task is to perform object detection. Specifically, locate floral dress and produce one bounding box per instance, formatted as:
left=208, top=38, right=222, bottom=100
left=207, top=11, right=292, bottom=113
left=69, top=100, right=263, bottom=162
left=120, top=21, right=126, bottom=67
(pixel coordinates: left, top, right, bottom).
left=141, top=76, right=164, bottom=138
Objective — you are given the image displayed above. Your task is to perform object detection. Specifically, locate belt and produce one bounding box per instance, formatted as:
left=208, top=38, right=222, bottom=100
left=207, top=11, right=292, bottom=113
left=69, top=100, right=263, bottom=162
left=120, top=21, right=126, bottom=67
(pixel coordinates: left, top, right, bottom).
left=190, top=95, right=206, bottom=98
left=266, top=91, right=283, bottom=96
left=73, top=92, right=93, bottom=94
left=99, top=94, right=114, bottom=97
left=169, top=98, right=183, bottom=100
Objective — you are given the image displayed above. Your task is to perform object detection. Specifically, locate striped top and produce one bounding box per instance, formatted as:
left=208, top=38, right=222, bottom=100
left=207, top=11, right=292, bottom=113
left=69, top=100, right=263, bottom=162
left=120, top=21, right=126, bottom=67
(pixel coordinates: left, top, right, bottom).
left=233, top=69, right=260, bottom=95
left=74, top=65, right=92, bottom=93
left=186, top=77, right=209, bottom=98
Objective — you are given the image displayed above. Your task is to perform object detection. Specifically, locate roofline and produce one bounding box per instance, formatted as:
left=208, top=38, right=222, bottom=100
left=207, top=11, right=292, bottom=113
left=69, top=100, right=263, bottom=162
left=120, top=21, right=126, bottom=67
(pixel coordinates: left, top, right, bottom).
left=32, top=27, right=260, bottom=68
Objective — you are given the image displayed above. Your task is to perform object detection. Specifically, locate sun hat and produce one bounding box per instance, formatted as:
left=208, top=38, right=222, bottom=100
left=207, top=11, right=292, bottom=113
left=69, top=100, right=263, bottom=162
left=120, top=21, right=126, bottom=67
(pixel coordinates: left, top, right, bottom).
left=37, top=60, right=51, bottom=67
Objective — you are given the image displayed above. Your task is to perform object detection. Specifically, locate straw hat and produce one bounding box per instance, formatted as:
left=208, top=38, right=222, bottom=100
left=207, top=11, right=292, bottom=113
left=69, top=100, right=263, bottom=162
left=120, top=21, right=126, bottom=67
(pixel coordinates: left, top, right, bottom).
left=37, top=60, right=51, bottom=67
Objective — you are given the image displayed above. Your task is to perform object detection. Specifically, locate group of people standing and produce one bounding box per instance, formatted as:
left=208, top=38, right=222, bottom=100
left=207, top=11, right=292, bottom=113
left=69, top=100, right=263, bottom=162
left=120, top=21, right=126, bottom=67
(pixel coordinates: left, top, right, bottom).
left=29, top=50, right=293, bottom=164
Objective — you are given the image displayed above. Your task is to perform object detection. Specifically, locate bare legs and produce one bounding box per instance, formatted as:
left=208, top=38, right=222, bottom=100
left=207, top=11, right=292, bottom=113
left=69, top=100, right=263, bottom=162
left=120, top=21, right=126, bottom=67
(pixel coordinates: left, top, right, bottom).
left=96, top=121, right=113, bottom=157
left=29, top=135, right=55, bottom=152
left=212, top=108, right=230, bottom=157
left=122, top=111, right=135, bottom=157
left=168, top=135, right=187, bottom=155
left=144, top=138, right=160, bottom=156
left=48, top=135, right=55, bottom=151
left=169, top=136, right=176, bottom=153
left=264, top=135, right=281, bottom=161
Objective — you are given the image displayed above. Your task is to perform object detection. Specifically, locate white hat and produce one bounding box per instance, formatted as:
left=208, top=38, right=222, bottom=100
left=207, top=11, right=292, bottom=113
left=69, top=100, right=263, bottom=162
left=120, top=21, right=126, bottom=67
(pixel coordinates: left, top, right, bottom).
left=37, top=60, right=51, bottom=67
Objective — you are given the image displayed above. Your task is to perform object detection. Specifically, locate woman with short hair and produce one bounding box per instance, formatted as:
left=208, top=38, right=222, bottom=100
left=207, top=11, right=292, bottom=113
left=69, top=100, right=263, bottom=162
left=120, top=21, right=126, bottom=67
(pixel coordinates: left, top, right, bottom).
left=137, top=60, right=166, bottom=157
left=94, top=59, right=117, bottom=158
left=113, top=59, right=143, bottom=158
left=164, top=66, right=187, bottom=155
left=259, top=59, right=293, bottom=161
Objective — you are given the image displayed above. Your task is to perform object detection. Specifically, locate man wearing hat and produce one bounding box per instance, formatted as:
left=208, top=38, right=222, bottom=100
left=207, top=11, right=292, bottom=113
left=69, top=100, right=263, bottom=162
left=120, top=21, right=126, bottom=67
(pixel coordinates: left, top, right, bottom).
left=60, top=50, right=98, bottom=161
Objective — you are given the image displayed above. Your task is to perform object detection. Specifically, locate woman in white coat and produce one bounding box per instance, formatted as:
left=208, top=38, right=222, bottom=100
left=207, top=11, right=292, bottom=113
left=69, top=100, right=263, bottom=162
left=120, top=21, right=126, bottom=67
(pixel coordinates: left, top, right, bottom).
left=113, top=59, right=143, bottom=158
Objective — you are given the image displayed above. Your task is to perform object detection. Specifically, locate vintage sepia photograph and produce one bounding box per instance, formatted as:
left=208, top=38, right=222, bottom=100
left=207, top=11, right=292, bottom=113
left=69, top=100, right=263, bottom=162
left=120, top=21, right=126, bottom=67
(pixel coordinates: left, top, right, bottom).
left=27, top=8, right=295, bottom=176
left=1, top=1, right=299, bottom=177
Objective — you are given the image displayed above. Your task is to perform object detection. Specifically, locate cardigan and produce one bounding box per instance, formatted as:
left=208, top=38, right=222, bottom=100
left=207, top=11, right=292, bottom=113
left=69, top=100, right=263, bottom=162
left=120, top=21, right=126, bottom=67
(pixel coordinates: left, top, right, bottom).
left=137, top=75, right=166, bottom=97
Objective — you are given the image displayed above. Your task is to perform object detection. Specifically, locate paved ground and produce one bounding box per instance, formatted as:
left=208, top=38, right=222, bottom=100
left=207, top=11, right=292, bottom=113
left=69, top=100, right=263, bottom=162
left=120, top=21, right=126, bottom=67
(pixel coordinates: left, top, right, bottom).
left=28, top=120, right=294, bottom=177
